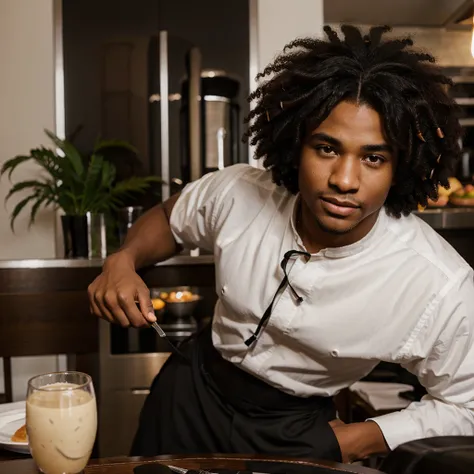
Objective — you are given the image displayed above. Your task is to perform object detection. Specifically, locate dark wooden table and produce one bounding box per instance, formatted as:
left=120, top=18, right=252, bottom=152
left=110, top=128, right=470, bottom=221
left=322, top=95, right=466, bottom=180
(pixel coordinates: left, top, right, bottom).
left=0, top=454, right=385, bottom=474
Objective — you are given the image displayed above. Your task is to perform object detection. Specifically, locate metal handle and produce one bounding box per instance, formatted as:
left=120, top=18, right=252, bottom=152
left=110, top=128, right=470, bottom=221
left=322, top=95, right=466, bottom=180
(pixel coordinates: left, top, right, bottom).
left=216, top=127, right=226, bottom=170
left=131, top=389, right=150, bottom=396
left=188, top=47, right=202, bottom=182
left=151, top=322, right=167, bottom=338
left=159, top=30, right=170, bottom=200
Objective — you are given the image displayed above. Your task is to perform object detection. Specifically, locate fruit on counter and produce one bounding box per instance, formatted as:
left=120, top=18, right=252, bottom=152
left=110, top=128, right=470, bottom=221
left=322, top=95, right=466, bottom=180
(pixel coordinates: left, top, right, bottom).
left=449, top=183, right=474, bottom=206
left=440, top=177, right=463, bottom=196
left=424, top=177, right=463, bottom=208
left=151, top=298, right=165, bottom=311
left=426, top=195, right=449, bottom=207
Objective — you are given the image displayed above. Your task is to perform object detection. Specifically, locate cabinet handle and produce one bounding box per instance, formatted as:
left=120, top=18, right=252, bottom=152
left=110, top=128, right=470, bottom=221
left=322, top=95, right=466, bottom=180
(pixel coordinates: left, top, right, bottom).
left=131, top=389, right=150, bottom=396
left=217, top=127, right=226, bottom=170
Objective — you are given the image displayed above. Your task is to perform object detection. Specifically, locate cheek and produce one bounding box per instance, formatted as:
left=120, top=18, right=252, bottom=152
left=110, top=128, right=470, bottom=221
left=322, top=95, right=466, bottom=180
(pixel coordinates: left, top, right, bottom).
left=298, top=153, right=327, bottom=193
left=362, top=171, right=394, bottom=207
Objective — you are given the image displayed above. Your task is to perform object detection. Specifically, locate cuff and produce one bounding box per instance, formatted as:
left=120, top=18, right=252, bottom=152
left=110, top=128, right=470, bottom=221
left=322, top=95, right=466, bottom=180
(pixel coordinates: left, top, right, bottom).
left=368, top=410, right=423, bottom=451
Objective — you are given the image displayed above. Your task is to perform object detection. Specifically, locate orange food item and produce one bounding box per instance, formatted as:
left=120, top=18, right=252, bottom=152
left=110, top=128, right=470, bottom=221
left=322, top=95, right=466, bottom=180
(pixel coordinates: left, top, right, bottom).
left=11, top=424, right=27, bottom=443
left=166, top=290, right=196, bottom=302
left=151, top=298, right=165, bottom=311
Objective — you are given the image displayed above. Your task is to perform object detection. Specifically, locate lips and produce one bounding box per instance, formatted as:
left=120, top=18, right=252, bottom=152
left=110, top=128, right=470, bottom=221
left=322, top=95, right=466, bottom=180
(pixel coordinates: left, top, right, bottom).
left=320, top=196, right=360, bottom=217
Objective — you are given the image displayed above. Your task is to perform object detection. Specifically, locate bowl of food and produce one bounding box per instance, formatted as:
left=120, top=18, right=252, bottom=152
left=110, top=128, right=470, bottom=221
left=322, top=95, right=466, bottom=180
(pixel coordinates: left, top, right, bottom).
left=159, top=287, right=202, bottom=319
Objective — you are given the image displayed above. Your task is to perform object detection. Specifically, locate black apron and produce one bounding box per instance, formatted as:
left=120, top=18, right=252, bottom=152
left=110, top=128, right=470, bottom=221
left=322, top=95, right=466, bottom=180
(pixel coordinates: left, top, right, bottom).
left=131, top=325, right=341, bottom=461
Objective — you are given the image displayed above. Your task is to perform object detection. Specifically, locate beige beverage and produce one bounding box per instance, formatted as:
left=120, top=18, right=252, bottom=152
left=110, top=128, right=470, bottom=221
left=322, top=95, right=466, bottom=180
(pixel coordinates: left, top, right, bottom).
left=26, top=382, right=97, bottom=474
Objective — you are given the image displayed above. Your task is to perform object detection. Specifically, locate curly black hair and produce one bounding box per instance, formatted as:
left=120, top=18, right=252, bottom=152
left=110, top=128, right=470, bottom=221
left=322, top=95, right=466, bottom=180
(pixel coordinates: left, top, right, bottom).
left=244, top=24, right=462, bottom=217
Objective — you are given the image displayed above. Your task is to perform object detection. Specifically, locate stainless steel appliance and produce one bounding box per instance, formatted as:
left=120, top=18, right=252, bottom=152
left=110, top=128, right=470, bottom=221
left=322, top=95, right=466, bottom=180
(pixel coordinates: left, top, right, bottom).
left=180, top=70, right=241, bottom=181
left=446, top=67, right=474, bottom=181
left=148, top=33, right=243, bottom=201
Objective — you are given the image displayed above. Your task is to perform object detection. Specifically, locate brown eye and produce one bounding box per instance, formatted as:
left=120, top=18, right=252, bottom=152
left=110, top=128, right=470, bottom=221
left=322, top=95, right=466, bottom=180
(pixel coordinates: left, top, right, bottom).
left=315, top=145, right=336, bottom=156
left=363, top=155, right=385, bottom=166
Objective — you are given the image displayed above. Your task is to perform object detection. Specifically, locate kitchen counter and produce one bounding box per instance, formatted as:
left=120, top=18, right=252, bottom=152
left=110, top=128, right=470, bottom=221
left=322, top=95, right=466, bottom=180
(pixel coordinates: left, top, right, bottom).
left=0, top=254, right=214, bottom=269
left=414, top=207, right=474, bottom=229
left=0, top=253, right=216, bottom=383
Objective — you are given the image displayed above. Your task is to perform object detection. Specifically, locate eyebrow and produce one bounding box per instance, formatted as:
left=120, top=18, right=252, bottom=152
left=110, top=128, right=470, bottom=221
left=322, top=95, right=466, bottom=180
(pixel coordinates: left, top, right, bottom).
left=309, top=132, right=393, bottom=153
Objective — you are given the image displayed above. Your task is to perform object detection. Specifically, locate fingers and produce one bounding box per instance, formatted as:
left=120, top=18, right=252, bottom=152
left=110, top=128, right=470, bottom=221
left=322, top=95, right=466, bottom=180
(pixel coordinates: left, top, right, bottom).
left=87, top=258, right=155, bottom=327
left=137, top=290, right=156, bottom=323
left=103, top=291, right=132, bottom=327
left=116, top=289, right=150, bottom=328
left=88, top=283, right=111, bottom=322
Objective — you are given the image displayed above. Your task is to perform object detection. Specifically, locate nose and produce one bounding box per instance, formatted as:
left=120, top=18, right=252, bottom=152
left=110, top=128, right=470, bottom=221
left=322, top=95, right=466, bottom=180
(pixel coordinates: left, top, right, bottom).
left=328, top=155, right=360, bottom=194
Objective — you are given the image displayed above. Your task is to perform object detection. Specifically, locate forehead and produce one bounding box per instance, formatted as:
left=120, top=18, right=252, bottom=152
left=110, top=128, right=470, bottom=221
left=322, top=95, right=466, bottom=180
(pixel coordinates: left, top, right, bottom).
left=312, top=101, right=387, bottom=144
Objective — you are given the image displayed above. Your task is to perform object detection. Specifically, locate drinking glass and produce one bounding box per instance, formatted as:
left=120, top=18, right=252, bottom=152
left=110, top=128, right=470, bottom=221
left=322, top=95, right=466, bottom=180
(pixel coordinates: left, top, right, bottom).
left=26, top=371, right=97, bottom=474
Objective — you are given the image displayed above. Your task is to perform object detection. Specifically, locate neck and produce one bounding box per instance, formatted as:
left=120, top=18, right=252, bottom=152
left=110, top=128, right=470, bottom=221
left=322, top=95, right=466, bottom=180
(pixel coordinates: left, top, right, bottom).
left=296, top=199, right=380, bottom=254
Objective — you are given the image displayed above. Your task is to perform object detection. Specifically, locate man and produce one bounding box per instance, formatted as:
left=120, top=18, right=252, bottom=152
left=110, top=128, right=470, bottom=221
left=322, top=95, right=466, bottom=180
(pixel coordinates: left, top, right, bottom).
left=88, top=25, right=474, bottom=463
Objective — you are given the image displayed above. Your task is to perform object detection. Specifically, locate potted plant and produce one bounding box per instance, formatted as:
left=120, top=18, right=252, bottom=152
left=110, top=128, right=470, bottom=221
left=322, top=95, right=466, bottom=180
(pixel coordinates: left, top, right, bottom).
left=1, top=130, right=161, bottom=258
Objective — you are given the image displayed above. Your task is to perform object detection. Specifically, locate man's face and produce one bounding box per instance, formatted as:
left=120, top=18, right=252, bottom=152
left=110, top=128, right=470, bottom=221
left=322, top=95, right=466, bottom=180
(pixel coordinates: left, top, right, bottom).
left=298, top=100, right=396, bottom=238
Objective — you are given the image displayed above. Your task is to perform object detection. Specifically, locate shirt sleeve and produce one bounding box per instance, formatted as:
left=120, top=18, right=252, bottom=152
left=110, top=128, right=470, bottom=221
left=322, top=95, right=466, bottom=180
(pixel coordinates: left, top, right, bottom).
left=169, top=163, right=251, bottom=252
left=369, top=269, right=474, bottom=451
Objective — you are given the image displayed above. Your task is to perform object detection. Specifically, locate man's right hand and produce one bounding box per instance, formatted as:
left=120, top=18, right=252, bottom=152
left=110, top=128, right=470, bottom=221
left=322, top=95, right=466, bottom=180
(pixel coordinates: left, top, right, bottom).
left=88, top=251, right=156, bottom=328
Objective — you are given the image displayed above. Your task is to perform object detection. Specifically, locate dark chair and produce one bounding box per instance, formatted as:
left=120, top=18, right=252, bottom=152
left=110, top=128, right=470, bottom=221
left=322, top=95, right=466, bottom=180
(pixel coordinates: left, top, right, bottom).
left=381, top=437, right=474, bottom=474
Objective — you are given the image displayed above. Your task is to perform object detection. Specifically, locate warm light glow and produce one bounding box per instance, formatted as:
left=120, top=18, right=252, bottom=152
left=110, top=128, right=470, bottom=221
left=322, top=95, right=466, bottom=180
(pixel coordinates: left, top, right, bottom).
left=472, top=15, right=474, bottom=58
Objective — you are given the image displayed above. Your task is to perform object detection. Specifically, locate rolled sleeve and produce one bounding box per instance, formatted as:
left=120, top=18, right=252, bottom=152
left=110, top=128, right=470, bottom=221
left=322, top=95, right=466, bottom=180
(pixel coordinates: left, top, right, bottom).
left=369, top=269, right=474, bottom=450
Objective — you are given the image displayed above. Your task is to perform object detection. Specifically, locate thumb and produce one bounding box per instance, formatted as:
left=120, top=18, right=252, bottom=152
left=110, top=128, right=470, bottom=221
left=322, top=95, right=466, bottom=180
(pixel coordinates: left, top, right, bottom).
left=329, top=419, right=345, bottom=428
left=137, top=289, right=156, bottom=323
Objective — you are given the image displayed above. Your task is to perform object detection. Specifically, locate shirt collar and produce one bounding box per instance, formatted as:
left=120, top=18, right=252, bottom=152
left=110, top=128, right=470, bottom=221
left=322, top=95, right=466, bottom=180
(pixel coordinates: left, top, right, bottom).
left=290, top=195, right=388, bottom=259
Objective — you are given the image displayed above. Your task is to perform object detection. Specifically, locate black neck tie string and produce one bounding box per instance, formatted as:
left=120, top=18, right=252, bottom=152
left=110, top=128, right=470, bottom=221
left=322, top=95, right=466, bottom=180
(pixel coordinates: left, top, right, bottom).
left=245, top=250, right=310, bottom=346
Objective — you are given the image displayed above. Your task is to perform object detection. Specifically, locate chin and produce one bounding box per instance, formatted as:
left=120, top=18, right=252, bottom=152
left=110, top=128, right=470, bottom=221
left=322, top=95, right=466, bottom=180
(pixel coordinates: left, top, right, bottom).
left=315, top=214, right=360, bottom=235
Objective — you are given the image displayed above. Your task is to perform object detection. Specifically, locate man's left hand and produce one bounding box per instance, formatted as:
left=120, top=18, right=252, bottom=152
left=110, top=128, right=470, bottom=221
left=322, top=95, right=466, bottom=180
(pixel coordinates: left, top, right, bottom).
left=329, top=419, right=389, bottom=463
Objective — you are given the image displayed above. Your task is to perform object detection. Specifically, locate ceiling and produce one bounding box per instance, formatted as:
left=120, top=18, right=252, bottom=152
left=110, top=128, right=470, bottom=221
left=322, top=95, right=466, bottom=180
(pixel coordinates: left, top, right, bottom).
left=323, top=0, right=473, bottom=27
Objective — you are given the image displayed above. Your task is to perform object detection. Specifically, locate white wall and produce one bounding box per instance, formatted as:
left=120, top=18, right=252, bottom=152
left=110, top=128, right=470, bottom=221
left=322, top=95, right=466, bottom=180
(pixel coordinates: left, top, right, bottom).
left=256, top=0, right=324, bottom=73
left=248, top=0, right=324, bottom=163
left=0, top=0, right=59, bottom=400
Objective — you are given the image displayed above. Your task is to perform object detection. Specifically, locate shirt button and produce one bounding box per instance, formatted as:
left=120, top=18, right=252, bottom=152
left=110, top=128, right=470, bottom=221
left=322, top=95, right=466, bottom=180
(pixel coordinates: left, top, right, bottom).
left=221, top=285, right=227, bottom=295
left=330, top=349, right=339, bottom=357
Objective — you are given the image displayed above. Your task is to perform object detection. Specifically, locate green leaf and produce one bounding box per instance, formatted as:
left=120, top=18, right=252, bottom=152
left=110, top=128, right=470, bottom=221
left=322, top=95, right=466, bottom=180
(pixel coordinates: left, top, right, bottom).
left=9, top=194, right=37, bottom=231
left=3, top=129, right=163, bottom=225
left=5, top=180, right=48, bottom=202
left=45, top=129, right=84, bottom=178
left=0, top=155, right=32, bottom=180
left=100, top=160, right=116, bottom=188
left=81, top=154, right=104, bottom=214
left=28, top=193, right=47, bottom=228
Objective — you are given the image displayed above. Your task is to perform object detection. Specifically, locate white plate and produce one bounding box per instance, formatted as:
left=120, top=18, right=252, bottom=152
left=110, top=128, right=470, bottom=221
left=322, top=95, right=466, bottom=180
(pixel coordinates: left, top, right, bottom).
left=0, top=402, right=30, bottom=455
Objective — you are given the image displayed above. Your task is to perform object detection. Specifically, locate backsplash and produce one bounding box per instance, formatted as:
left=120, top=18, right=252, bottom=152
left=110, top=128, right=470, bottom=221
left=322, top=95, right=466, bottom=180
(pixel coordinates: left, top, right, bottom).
left=329, top=24, right=474, bottom=67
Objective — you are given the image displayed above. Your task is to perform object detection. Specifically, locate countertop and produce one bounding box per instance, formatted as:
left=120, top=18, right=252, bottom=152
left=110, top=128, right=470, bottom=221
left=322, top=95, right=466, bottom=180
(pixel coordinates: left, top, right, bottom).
left=414, top=207, right=474, bottom=229
left=0, top=255, right=214, bottom=269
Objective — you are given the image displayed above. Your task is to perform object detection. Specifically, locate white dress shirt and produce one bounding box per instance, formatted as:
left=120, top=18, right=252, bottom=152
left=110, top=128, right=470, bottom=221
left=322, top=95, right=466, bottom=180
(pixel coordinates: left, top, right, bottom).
left=169, top=163, right=474, bottom=451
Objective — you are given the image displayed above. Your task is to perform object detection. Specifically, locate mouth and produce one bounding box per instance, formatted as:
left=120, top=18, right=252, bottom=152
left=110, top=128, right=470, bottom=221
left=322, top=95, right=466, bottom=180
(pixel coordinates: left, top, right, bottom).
left=320, top=196, right=361, bottom=217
